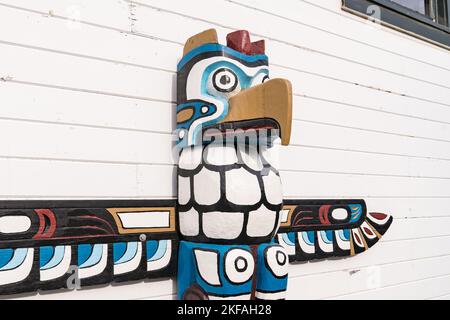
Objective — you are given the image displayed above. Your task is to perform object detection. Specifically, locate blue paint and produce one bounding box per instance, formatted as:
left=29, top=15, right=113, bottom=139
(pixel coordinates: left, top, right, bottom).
left=0, top=249, right=14, bottom=269
left=41, top=246, right=66, bottom=270
left=39, top=246, right=54, bottom=268
left=286, top=232, right=296, bottom=244
left=303, top=231, right=315, bottom=245
left=115, top=242, right=138, bottom=265
left=349, top=204, right=363, bottom=223
left=201, top=61, right=268, bottom=94
left=113, top=242, right=127, bottom=263
left=176, top=100, right=217, bottom=148
left=77, top=244, right=93, bottom=266
left=320, top=230, right=334, bottom=244
left=177, top=43, right=268, bottom=71
left=281, top=233, right=295, bottom=246
left=343, top=229, right=350, bottom=239
left=255, top=243, right=288, bottom=294
left=146, top=240, right=159, bottom=260
left=177, top=241, right=287, bottom=299
left=0, top=248, right=28, bottom=271
left=148, top=240, right=167, bottom=262
left=79, top=244, right=104, bottom=269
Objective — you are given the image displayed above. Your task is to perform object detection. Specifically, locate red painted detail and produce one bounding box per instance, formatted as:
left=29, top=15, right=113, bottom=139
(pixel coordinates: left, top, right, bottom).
left=363, top=227, right=374, bottom=236
left=250, top=40, right=265, bottom=55
left=354, top=231, right=362, bottom=246
left=226, top=30, right=265, bottom=55
left=38, top=234, right=115, bottom=241
left=370, top=212, right=388, bottom=221
left=319, top=205, right=331, bottom=225
left=33, top=209, right=57, bottom=239
left=76, top=215, right=117, bottom=234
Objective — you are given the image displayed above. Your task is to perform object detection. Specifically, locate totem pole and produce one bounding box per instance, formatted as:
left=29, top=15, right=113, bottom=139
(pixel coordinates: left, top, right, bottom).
left=0, top=29, right=392, bottom=299
left=175, top=29, right=292, bottom=300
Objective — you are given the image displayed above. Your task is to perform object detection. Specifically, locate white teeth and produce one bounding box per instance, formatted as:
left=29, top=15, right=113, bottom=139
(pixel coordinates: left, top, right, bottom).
left=194, top=167, right=221, bottom=205
left=260, top=140, right=281, bottom=167
left=204, top=143, right=237, bottom=166
left=178, top=145, right=203, bottom=170
left=226, top=168, right=261, bottom=205
left=237, top=144, right=263, bottom=171
left=263, top=170, right=283, bottom=205
left=246, top=205, right=276, bottom=237
left=178, top=176, right=191, bottom=205
left=179, top=208, right=199, bottom=237
left=202, top=211, right=244, bottom=240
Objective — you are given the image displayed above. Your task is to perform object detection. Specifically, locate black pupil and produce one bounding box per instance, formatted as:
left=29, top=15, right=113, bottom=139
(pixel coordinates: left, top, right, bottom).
left=276, top=251, right=286, bottom=265
left=235, top=257, right=248, bottom=272
left=220, top=74, right=231, bottom=86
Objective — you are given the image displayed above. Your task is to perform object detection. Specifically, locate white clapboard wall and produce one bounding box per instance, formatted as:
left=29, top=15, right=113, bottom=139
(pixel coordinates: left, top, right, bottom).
left=0, top=0, right=449, bottom=300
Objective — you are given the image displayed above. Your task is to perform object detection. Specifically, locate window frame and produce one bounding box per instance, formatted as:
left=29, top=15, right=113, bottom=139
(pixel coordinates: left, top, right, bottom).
left=342, top=0, right=450, bottom=49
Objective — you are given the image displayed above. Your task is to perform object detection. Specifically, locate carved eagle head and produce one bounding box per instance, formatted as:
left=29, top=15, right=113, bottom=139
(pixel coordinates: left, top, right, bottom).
left=176, top=29, right=292, bottom=148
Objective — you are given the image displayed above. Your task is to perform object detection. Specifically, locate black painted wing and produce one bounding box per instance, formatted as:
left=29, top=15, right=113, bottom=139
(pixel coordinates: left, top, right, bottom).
left=276, top=199, right=393, bottom=262
left=0, top=200, right=178, bottom=295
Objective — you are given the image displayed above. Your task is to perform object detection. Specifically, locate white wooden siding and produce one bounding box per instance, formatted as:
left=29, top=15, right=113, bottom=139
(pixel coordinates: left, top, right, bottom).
left=0, top=0, right=449, bottom=300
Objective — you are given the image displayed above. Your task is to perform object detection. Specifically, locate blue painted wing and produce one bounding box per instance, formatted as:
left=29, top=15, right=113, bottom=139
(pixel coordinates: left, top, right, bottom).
left=276, top=199, right=393, bottom=262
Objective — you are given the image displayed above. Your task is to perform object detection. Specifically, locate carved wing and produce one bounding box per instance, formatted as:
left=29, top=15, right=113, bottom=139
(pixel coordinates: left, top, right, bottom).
left=276, top=199, right=393, bottom=262
left=0, top=200, right=178, bottom=295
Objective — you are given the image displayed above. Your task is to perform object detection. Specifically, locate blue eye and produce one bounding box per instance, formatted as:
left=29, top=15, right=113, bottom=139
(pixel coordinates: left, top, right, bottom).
left=212, top=68, right=238, bottom=93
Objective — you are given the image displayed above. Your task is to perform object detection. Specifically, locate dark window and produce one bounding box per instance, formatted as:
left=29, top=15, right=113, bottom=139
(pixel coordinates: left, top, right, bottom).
left=342, top=0, right=450, bottom=48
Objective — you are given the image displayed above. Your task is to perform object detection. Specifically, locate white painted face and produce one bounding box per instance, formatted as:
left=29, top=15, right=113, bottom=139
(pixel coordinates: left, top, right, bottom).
left=182, top=56, right=269, bottom=146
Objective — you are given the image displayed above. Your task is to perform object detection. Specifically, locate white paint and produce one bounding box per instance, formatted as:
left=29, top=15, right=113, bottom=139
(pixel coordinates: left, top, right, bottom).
left=193, top=249, right=221, bottom=286
left=360, top=221, right=378, bottom=240
left=204, top=143, right=237, bottom=166
left=318, top=231, right=334, bottom=253
left=331, top=208, right=348, bottom=221
left=225, top=168, right=261, bottom=205
left=40, top=246, right=72, bottom=281
left=179, top=208, right=199, bottom=236
left=113, top=243, right=142, bottom=276
left=255, top=290, right=287, bottom=300
left=279, top=209, right=290, bottom=224
left=202, top=211, right=244, bottom=240
left=262, top=170, right=283, bottom=205
left=117, top=211, right=170, bottom=229
left=0, top=248, right=34, bottom=285
left=277, top=234, right=296, bottom=256
left=78, top=244, right=108, bottom=280
left=147, top=240, right=172, bottom=271
left=265, top=246, right=288, bottom=278
left=193, top=168, right=221, bottom=205
left=0, top=215, right=31, bottom=233
left=209, top=294, right=252, bottom=300
left=179, top=146, right=203, bottom=171
left=298, top=232, right=315, bottom=255
left=177, top=176, right=191, bottom=205
left=1, top=0, right=449, bottom=300
left=224, top=249, right=254, bottom=284
left=246, top=205, right=277, bottom=237
left=238, top=145, right=263, bottom=171
left=335, top=230, right=351, bottom=251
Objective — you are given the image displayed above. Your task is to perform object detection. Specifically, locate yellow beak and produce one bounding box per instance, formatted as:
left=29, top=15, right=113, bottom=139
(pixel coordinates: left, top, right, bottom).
left=219, top=78, right=293, bottom=146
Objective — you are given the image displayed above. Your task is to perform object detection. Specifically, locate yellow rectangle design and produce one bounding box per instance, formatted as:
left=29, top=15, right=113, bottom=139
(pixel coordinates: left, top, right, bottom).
left=107, top=207, right=176, bottom=234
